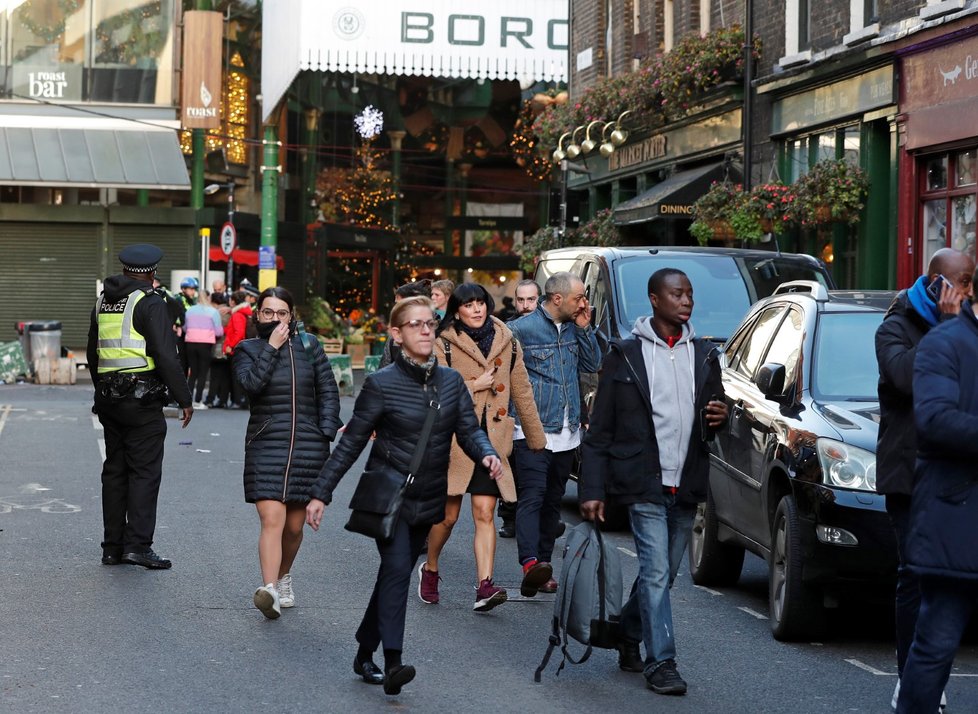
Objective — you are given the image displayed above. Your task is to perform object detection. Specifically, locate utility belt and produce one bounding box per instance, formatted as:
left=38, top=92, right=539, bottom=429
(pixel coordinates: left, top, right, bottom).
left=98, top=372, right=168, bottom=403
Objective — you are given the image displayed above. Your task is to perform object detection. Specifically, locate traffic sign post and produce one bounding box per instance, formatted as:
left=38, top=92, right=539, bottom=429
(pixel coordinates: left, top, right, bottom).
left=220, top=222, right=236, bottom=290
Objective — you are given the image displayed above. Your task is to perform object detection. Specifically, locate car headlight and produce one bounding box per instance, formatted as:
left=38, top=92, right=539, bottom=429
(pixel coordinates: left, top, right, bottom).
left=816, top=438, right=876, bottom=492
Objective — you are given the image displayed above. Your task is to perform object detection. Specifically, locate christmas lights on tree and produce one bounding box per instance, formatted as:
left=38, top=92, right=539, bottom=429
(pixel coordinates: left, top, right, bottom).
left=314, top=137, right=398, bottom=231
left=510, top=100, right=553, bottom=182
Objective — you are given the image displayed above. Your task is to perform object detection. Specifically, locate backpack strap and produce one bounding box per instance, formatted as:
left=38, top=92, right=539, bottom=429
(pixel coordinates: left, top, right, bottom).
left=533, top=616, right=562, bottom=683
left=510, top=337, right=518, bottom=371
left=442, top=337, right=452, bottom=367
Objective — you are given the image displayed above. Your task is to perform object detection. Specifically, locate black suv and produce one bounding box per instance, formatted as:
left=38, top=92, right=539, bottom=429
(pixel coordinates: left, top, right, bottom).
left=689, top=281, right=896, bottom=641
left=535, top=246, right=834, bottom=349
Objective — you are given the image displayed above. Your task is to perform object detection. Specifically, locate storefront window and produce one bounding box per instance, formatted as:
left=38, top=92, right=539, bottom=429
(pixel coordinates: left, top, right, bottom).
left=919, top=149, right=978, bottom=271
left=817, top=132, right=836, bottom=163
left=843, top=127, right=860, bottom=165
left=0, top=1, right=175, bottom=104
left=782, top=125, right=860, bottom=181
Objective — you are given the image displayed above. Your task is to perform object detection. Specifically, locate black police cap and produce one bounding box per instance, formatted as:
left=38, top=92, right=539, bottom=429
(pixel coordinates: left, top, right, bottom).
left=119, top=244, right=163, bottom=273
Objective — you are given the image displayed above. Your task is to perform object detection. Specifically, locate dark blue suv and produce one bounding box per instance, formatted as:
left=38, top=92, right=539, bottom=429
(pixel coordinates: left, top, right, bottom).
left=689, top=281, right=897, bottom=641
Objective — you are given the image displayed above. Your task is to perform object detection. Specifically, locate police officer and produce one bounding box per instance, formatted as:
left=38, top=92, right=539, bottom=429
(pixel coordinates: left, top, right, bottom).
left=178, top=276, right=199, bottom=310
left=87, top=244, right=193, bottom=569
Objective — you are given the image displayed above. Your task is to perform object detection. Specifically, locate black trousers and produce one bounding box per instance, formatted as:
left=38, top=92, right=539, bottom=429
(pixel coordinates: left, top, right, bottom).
left=356, top=518, right=429, bottom=653
left=497, top=454, right=518, bottom=523
left=512, top=441, right=574, bottom=564
left=96, top=394, right=167, bottom=555
left=207, top=358, right=231, bottom=405
left=185, top=343, right=212, bottom=403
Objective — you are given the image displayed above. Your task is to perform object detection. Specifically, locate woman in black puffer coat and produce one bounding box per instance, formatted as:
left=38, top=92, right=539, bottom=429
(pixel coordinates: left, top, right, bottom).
left=306, top=295, right=501, bottom=697
left=233, top=287, right=340, bottom=620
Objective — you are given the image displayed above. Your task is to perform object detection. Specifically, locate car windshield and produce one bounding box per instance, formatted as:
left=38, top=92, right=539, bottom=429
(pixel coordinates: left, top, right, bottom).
left=812, top=312, right=884, bottom=401
left=616, top=254, right=828, bottom=341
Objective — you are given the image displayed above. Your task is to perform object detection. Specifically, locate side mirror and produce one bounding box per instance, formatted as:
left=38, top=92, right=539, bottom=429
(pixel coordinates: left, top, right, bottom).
left=755, top=362, right=786, bottom=401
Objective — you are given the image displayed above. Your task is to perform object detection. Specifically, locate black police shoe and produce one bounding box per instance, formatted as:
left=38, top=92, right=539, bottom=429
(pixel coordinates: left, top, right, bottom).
left=121, top=550, right=172, bottom=569
left=353, top=657, right=384, bottom=685
left=101, top=550, right=122, bottom=565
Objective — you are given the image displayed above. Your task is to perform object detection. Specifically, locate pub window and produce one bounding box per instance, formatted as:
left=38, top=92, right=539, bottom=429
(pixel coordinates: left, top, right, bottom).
left=783, top=0, right=811, bottom=59
left=920, top=148, right=978, bottom=273
left=798, top=0, right=811, bottom=51
left=864, top=0, right=879, bottom=23
left=783, top=125, right=860, bottom=182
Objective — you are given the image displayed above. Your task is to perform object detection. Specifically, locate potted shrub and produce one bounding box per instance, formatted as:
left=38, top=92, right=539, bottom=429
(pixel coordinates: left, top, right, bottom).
left=691, top=181, right=741, bottom=244
left=744, top=182, right=799, bottom=234
left=796, top=159, right=870, bottom=225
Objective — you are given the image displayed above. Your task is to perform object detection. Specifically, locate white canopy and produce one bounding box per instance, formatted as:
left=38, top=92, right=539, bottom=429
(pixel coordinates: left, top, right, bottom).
left=261, top=0, right=568, bottom=121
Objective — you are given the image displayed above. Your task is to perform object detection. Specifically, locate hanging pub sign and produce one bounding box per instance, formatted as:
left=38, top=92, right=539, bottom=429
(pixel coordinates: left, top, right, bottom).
left=181, top=10, right=223, bottom=130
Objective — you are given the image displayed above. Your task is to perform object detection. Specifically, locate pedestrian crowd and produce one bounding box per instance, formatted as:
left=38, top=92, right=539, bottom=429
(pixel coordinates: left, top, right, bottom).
left=87, top=242, right=978, bottom=709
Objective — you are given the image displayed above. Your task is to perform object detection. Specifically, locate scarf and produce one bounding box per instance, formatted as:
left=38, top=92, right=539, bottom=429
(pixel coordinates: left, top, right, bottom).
left=907, top=275, right=940, bottom=327
left=457, top=319, right=495, bottom=357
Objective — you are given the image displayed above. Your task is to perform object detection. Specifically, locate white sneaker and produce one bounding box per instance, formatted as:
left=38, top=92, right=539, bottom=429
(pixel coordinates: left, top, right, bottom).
left=192, top=401, right=209, bottom=410
left=253, top=584, right=281, bottom=619
left=276, top=573, right=294, bottom=608
left=891, top=679, right=948, bottom=713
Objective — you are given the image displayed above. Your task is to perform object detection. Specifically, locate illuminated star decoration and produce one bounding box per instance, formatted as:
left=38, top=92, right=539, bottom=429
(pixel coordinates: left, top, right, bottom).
left=353, top=105, right=384, bottom=140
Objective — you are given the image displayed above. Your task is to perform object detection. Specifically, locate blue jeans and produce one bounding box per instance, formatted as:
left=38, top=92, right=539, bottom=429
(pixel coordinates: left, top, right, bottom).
left=620, top=496, right=696, bottom=665
left=512, top=441, right=574, bottom=564
left=886, top=493, right=920, bottom=677
left=897, top=577, right=978, bottom=713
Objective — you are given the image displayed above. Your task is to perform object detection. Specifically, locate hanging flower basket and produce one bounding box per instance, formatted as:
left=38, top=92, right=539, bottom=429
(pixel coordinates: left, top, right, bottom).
left=691, top=181, right=744, bottom=245
left=796, top=159, right=870, bottom=225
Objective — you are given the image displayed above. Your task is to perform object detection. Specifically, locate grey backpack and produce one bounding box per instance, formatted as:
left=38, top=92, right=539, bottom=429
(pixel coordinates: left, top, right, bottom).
left=534, top=521, right=623, bottom=680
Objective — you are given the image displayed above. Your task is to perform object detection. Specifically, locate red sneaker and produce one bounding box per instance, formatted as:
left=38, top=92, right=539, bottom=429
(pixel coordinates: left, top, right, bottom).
left=520, top=560, right=553, bottom=597
left=418, top=563, right=440, bottom=604
left=473, top=578, right=508, bottom=612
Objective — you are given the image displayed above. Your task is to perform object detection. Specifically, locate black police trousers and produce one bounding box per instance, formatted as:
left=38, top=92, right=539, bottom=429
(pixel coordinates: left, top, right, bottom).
left=95, top=394, right=167, bottom=555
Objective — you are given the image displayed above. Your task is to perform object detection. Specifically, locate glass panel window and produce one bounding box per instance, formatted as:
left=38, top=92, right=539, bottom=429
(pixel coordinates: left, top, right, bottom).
left=864, top=0, right=879, bottom=23
left=842, top=127, right=860, bottom=165
left=5, top=1, right=89, bottom=102
left=816, top=132, right=836, bottom=163
left=735, top=307, right=785, bottom=380
left=922, top=199, right=948, bottom=269
left=952, top=195, right=977, bottom=259
left=798, top=0, right=811, bottom=50
left=956, top=149, right=977, bottom=187
left=787, top=139, right=808, bottom=183
left=761, top=308, right=804, bottom=395
left=927, top=156, right=948, bottom=191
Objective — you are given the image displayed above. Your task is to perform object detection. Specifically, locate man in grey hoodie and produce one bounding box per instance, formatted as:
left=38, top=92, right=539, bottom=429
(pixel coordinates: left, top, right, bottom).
left=580, top=268, right=727, bottom=696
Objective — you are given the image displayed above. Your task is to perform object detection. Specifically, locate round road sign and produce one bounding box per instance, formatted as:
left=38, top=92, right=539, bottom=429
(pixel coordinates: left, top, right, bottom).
left=220, top=222, right=237, bottom=255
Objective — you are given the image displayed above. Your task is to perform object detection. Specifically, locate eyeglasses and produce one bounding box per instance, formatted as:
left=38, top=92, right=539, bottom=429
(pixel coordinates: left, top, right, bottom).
left=259, top=308, right=291, bottom=320
left=398, top=319, right=439, bottom=331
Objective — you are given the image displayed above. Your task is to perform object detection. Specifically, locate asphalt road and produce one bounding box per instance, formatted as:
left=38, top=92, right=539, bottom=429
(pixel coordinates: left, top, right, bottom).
left=1, top=381, right=977, bottom=713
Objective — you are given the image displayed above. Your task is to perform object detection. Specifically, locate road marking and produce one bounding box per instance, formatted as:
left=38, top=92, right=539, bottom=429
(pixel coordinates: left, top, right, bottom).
left=845, top=659, right=893, bottom=676
left=0, top=404, right=11, bottom=440
left=694, top=585, right=723, bottom=597
left=91, top=415, right=102, bottom=431
left=617, top=547, right=637, bottom=558
left=97, top=438, right=105, bottom=462
left=738, top=606, right=768, bottom=620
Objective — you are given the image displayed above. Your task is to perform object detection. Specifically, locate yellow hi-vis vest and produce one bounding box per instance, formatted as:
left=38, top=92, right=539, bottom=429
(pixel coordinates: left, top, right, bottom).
left=96, top=288, right=156, bottom=373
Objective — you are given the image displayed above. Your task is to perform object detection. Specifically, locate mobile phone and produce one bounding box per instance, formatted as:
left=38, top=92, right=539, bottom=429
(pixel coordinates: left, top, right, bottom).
left=926, top=274, right=950, bottom=303
left=700, top=394, right=720, bottom=442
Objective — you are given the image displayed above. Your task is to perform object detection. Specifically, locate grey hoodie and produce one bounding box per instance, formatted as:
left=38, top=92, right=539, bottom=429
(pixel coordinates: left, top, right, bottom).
left=631, top=316, right=696, bottom=488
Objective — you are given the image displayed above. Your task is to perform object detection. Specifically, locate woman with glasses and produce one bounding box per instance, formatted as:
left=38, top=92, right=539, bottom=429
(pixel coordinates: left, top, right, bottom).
left=306, top=295, right=501, bottom=696
left=418, top=283, right=546, bottom=611
left=233, top=287, right=341, bottom=619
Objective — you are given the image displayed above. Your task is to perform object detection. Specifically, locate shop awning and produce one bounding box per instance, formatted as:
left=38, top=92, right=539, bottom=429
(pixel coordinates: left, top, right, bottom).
left=261, top=0, right=569, bottom=121
left=612, top=163, right=730, bottom=226
left=210, top=246, right=285, bottom=269
left=0, top=115, right=189, bottom=190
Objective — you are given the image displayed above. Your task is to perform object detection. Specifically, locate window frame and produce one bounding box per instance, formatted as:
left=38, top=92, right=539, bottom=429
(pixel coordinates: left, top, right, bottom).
left=918, top=147, right=978, bottom=274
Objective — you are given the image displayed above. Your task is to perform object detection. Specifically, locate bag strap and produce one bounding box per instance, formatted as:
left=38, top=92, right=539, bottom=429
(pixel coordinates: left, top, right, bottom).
left=510, top=337, right=518, bottom=371
left=442, top=338, right=452, bottom=367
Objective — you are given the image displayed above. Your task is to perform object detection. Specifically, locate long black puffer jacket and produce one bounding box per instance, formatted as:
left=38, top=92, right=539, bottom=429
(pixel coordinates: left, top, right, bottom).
left=311, top=354, right=497, bottom=527
left=234, top=334, right=341, bottom=503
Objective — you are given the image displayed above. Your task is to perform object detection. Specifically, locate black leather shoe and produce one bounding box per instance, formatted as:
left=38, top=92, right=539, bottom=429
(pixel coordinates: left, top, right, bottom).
left=101, top=552, right=122, bottom=565
left=353, top=657, right=384, bottom=685
left=618, top=639, right=644, bottom=673
left=383, top=664, right=416, bottom=695
left=121, top=550, right=172, bottom=569
left=497, top=521, right=515, bottom=538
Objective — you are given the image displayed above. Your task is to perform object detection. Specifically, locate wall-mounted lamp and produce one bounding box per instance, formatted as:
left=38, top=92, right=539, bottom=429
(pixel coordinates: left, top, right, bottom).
left=609, top=110, right=632, bottom=147
left=599, top=122, right=616, bottom=158
left=552, top=131, right=572, bottom=163
left=580, top=120, right=604, bottom=154
left=565, top=125, right=586, bottom=160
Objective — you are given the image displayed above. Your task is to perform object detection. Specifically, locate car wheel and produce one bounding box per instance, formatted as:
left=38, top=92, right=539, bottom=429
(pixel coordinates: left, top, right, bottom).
left=769, top=495, right=825, bottom=641
left=689, top=488, right=744, bottom=586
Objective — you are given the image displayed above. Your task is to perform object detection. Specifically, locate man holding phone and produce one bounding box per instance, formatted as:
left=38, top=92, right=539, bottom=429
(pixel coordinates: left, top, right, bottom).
left=875, top=246, right=974, bottom=712
left=580, top=268, right=726, bottom=696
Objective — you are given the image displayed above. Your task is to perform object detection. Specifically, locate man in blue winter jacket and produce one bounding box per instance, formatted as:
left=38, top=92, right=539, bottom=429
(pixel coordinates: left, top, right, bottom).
left=897, top=264, right=978, bottom=713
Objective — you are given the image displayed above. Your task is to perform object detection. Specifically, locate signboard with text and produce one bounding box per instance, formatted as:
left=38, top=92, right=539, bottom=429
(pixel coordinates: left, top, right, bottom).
left=11, top=64, right=82, bottom=102
left=771, top=65, right=894, bottom=135
left=181, top=11, right=223, bottom=129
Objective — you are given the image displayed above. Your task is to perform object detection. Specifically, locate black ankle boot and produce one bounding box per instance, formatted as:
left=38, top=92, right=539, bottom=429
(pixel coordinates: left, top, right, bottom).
left=618, top=639, right=644, bottom=673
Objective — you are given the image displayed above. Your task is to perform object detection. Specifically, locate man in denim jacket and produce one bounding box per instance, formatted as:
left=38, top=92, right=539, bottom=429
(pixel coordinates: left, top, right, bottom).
left=509, top=271, right=601, bottom=597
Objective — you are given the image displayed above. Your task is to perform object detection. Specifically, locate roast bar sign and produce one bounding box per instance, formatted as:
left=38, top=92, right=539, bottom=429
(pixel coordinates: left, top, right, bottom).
left=608, top=134, right=667, bottom=172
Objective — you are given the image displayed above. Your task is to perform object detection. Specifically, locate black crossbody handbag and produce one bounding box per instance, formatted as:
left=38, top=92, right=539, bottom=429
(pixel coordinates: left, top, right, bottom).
left=344, top=389, right=440, bottom=541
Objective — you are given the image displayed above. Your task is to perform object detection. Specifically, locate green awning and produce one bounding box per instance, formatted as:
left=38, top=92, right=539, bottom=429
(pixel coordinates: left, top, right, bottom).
left=0, top=125, right=190, bottom=190
left=612, top=163, right=729, bottom=226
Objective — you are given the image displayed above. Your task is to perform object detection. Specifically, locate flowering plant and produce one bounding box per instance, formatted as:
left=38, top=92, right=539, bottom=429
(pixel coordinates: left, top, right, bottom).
left=690, top=182, right=742, bottom=244
left=743, top=182, right=799, bottom=233
left=795, top=159, right=870, bottom=225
